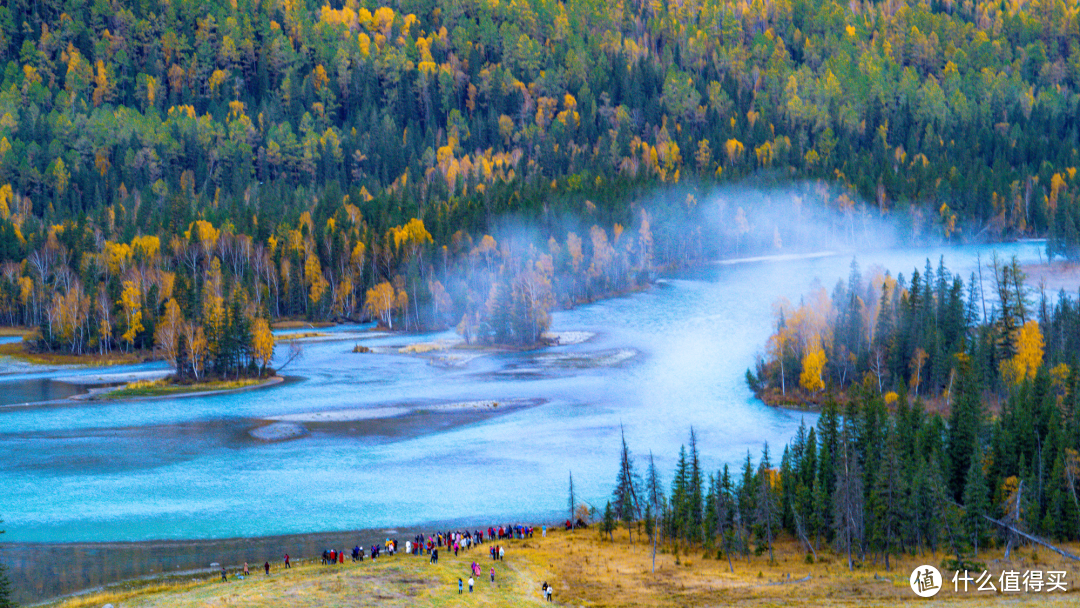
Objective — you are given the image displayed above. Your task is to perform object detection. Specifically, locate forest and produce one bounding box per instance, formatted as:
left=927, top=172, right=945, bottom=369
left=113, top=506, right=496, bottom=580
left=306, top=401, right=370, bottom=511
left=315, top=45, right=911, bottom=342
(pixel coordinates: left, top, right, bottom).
left=2, top=0, right=1080, bottom=365
left=660, top=253, right=1080, bottom=568
left=749, top=254, right=1077, bottom=399
left=609, top=367, right=1080, bottom=574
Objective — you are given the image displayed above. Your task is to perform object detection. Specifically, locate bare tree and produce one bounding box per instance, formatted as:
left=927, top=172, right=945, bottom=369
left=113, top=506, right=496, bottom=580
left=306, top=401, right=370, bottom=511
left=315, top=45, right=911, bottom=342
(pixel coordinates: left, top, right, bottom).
left=276, top=340, right=304, bottom=373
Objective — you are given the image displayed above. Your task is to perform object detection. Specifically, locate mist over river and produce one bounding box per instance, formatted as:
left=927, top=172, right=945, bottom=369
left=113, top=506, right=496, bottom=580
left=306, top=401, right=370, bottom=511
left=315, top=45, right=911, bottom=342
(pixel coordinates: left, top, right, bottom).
left=0, top=242, right=1047, bottom=546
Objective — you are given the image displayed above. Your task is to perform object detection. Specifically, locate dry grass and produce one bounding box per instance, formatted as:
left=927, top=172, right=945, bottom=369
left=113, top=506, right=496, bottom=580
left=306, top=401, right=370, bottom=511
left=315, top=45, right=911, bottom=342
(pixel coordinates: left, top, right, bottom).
left=399, top=342, right=446, bottom=354
left=105, top=378, right=267, bottom=399
left=271, top=320, right=337, bottom=330
left=544, top=528, right=1080, bottom=607
left=277, top=331, right=331, bottom=341
left=43, top=530, right=1080, bottom=607
left=0, top=326, right=31, bottom=337
left=0, top=341, right=146, bottom=366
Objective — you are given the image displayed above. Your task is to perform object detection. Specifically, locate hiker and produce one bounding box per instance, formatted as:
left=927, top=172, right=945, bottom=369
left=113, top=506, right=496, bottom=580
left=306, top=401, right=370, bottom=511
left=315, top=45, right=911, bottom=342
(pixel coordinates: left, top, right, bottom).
left=284, top=553, right=291, bottom=568
left=338, top=550, right=344, bottom=564
left=353, top=545, right=360, bottom=561
left=264, top=561, right=270, bottom=575
left=243, top=562, right=249, bottom=576
left=542, top=525, right=547, bottom=538
left=498, top=546, right=504, bottom=560
left=458, top=578, right=463, bottom=594
left=490, top=567, right=495, bottom=583
left=542, top=582, right=547, bottom=598
left=546, top=583, right=553, bottom=602
left=433, top=548, right=439, bottom=564
left=468, top=576, right=474, bottom=593
left=221, top=566, right=228, bottom=582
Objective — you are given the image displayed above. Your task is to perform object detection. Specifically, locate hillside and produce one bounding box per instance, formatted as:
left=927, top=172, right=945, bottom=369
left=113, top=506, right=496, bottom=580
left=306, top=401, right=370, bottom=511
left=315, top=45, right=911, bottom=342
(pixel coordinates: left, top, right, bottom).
left=3, top=0, right=1080, bottom=362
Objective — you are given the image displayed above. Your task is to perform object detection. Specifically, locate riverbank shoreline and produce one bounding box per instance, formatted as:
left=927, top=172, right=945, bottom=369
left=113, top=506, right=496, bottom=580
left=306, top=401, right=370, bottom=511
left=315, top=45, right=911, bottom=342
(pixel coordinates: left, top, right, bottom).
left=0, top=514, right=559, bottom=606
left=76, top=375, right=285, bottom=402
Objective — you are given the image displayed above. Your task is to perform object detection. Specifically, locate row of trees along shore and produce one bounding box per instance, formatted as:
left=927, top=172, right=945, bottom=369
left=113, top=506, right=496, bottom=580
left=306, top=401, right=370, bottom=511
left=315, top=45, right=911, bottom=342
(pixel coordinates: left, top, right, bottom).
left=596, top=366, right=1080, bottom=574
left=0, top=203, right=667, bottom=364
left=750, top=253, right=1076, bottom=401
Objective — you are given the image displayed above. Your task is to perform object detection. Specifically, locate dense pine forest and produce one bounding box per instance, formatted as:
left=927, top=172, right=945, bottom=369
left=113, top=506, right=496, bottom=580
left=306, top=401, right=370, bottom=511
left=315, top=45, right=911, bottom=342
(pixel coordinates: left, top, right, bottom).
left=660, top=255, right=1080, bottom=568
left=2, top=0, right=1080, bottom=365
left=750, top=254, right=1078, bottom=399
left=616, top=372, right=1080, bottom=574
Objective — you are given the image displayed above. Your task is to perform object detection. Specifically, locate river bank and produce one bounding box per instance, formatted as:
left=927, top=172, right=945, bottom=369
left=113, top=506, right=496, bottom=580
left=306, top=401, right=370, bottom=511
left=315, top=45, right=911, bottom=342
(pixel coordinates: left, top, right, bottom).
left=25, top=527, right=1080, bottom=608
left=0, top=517, right=555, bottom=605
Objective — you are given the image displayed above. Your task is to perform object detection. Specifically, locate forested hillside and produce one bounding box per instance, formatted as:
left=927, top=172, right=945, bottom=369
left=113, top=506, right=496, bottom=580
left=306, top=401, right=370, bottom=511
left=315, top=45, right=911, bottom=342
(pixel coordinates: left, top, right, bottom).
left=727, top=255, right=1080, bottom=565
left=2, top=0, right=1080, bottom=363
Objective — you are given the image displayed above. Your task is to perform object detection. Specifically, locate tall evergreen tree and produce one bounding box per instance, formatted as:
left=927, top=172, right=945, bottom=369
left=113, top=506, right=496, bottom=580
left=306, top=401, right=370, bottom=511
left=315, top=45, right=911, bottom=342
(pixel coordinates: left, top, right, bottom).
left=612, top=425, right=641, bottom=541
left=947, top=354, right=983, bottom=502
left=756, top=443, right=779, bottom=563
left=963, top=443, right=991, bottom=557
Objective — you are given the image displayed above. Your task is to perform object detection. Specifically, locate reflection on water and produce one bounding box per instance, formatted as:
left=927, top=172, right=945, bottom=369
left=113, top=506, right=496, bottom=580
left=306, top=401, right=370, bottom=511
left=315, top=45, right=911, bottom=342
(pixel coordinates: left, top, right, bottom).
left=0, top=377, right=84, bottom=405
left=0, top=242, right=1047, bottom=603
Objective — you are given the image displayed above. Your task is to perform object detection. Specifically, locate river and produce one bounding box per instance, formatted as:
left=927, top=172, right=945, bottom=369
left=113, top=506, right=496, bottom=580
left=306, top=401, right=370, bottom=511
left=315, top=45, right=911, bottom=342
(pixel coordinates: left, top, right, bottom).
left=0, top=241, right=1048, bottom=600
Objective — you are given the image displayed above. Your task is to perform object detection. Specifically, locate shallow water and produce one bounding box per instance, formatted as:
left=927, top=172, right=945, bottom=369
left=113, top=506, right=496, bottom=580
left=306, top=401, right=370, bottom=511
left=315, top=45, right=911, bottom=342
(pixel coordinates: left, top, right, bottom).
left=0, top=243, right=1046, bottom=553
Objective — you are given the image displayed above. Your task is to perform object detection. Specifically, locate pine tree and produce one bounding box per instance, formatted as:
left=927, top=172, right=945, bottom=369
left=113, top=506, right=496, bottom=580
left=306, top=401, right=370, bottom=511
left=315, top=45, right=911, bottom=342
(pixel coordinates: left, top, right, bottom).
left=602, top=501, right=616, bottom=541
left=688, top=428, right=704, bottom=543
left=963, top=443, right=991, bottom=557
left=717, top=465, right=737, bottom=571
left=646, top=452, right=663, bottom=573
left=947, top=354, right=982, bottom=501
left=612, top=425, right=641, bottom=541
left=756, top=443, right=779, bottom=563
left=870, top=422, right=905, bottom=570
left=670, top=445, right=690, bottom=541
left=834, top=419, right=864, bottom=571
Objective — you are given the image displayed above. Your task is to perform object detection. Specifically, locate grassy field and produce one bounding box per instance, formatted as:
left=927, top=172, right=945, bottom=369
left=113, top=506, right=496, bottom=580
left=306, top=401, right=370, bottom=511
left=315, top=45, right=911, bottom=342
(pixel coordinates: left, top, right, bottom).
left=46, top=528, right=1079, bottom=607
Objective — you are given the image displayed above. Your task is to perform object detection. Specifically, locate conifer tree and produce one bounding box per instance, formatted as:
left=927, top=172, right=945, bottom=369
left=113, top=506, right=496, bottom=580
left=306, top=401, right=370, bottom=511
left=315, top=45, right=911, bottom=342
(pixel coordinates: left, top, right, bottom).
left=756, top=443, right=779, bottom=563
left=612, top=425, right=641, bottom=540
left=963, top=443, right=990, bottom=557
left=947, top=354, right=982, bottom=502
left=601, top=501, right=616, bottom=542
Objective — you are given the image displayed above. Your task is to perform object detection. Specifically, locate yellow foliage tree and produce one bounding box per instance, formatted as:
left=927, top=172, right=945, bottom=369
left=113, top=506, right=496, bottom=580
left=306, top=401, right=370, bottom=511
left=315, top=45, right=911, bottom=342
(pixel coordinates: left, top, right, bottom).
left=364, top=281, right=395, bottom=328
left=251, top=317, right=275, bottom=374
left=155, top=298, right=184, bottom=368
left=723, top=138, right=745, bottom=166
left=119, top=280, right=143, bottom=352
left=1001, top=320, right=1044, bottom=385
left=799, top=345, right=827, bottom=393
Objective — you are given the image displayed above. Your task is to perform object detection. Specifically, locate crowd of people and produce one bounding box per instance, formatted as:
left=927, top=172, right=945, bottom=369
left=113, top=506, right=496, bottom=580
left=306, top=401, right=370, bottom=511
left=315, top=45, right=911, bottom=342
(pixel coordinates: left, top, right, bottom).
left=214, top=522, right=554, bottom=600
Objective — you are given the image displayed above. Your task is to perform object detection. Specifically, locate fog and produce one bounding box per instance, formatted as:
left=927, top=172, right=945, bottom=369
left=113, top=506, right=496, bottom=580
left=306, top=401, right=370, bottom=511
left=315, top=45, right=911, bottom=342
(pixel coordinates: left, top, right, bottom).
left=0, top=189, right=1046, bottom=555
